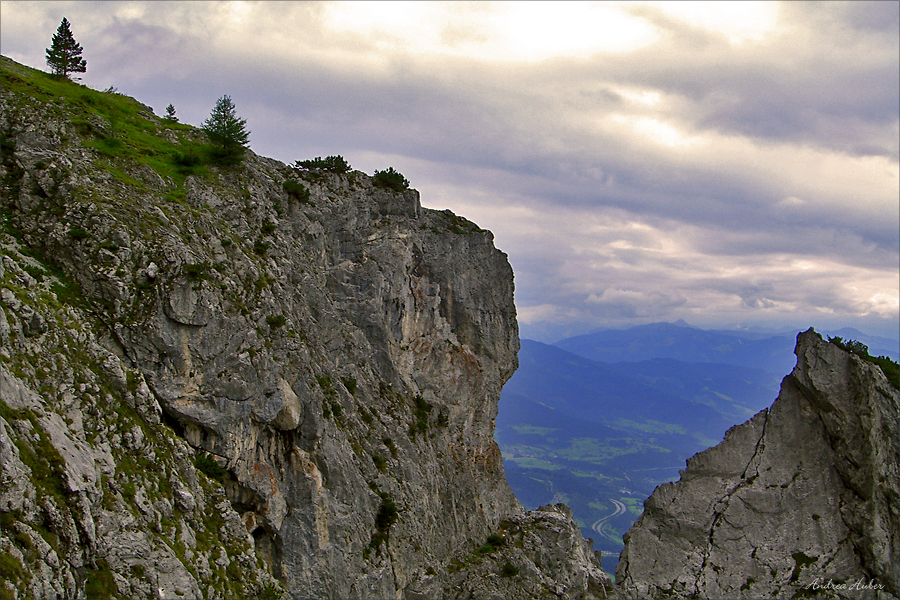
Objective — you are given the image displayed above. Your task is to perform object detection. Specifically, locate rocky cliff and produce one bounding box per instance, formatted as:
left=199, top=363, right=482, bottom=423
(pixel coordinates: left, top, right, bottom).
left=5, top=55, right=897, bottom=600
left=0, top=56, right=610, bottom=599
left=617, top=329, right=900, bottom=599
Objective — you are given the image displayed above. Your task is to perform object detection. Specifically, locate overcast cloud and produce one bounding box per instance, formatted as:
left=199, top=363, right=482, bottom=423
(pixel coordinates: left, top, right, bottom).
left=2, top=1, right=897, bottom=341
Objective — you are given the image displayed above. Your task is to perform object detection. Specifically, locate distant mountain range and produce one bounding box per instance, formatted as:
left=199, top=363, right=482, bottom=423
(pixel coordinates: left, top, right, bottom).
left=495, top=322, right=899, bottom=578
left=554, top=321, right=898, bottom=373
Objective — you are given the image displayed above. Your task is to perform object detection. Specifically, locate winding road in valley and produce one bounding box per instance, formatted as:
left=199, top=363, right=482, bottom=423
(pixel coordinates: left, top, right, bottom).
left=592, top=499, right=627, bottom=542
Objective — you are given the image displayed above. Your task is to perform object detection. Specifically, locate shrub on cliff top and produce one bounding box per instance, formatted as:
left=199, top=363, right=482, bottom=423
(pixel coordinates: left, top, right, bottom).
left=171, top=150, right=201, bottom=174
left=294, top=155, right=350, bottom=173
left=368, top=491, right=399, bottom=554
left=828, top=336, right=899, bottom=390
left=266, top=314, right=286, bottom=329
left=373, top=167, right=409, bottom=192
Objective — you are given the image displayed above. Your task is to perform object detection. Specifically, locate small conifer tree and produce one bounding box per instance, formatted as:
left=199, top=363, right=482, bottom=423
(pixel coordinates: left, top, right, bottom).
left=373, top=167, right=409, bottom=191
left=46, top=18, right=87, bottom=79
left=202, top=95, right=250, bottom=165
left=165, top=104, right=178, bottom=121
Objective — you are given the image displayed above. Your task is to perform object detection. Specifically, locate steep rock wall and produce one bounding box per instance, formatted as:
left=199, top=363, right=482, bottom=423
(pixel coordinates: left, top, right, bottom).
left=0, top=56, right=609, bottom=599
left=617, top=329, right=900, bottom=599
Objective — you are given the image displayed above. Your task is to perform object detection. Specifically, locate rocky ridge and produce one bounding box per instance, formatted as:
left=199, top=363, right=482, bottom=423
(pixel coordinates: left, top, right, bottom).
left=0, top=56, right=610, bottom=599
left=617, top=329, right=900, bottom=599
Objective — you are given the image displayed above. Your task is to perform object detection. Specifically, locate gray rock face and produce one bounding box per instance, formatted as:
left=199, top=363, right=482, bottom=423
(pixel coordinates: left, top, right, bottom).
left=0, top=249, right=278, bottom=599
left=430, top=504, right=613, bottom=599
left=1, top=56, right=606, bottom=599
left=617, top=329, right=900, bottom=599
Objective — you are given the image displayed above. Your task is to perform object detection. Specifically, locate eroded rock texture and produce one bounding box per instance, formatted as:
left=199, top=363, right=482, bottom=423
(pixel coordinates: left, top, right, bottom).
left=0, top=56, right=609, bottom=599
left=435, top=504, right=613, bottom=600
left=617, top=329, right=900, bottom=599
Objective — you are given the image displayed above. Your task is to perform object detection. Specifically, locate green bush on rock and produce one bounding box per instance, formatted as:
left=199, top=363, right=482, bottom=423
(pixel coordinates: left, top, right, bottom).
left=373, top=167, right=409, bottom=192
left=294, top=155, right=350, bottom=173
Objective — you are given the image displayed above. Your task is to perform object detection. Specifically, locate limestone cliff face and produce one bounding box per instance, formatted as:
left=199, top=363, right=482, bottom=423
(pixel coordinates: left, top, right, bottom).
left=0, top=56, right=609, bottom=599
left=617, top=329, right=900, bottom=599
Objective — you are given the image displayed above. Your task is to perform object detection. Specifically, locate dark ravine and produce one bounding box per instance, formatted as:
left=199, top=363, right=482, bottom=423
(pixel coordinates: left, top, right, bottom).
left=0, top=56, right=609, bottom=599
left=618, top=329, right=899, bottom=599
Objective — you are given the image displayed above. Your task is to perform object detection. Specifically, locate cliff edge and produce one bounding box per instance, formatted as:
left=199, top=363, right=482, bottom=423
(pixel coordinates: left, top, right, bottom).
left=0, top=56, right=609, bottom=599
left=617, top=329, right=900, bottom=599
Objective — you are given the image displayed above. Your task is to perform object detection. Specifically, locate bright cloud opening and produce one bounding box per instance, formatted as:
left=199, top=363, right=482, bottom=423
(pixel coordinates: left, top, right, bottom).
left=643, top=0, right=781, bottom=44
left=227, top=1, right=252, bottom=24
left=867, top=293, right=900, bottom=317
left=609, top=115, right=705, bottom=148
left=321, top=1, right=660, bottom=62
left=615, top=88, right=663, bottom=106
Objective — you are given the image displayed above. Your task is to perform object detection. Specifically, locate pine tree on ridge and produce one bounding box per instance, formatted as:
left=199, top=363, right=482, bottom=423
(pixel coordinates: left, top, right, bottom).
left=202, top=95, right=250, bottom=166
left=46, top=17, right=87, bottom=79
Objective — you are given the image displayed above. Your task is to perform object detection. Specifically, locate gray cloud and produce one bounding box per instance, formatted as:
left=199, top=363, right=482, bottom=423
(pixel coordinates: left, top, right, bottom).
left=618, top=2, right=900, bottom=157
left=2, top=0, right=896, bottom=340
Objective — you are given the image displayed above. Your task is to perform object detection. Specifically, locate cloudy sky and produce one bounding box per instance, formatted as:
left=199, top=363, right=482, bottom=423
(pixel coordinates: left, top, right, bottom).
left=3, top=1, right=898, bottom=342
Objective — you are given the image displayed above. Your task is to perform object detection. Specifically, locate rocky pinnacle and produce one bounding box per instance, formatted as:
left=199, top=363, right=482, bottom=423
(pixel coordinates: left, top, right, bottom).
left=617, top=329, right=900, bottom=599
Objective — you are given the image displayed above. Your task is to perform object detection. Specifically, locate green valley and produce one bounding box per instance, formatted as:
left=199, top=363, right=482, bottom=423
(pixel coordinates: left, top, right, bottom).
left=496, top=326, right=898, bottom=579
left=495, top=336, right=786, bottom=577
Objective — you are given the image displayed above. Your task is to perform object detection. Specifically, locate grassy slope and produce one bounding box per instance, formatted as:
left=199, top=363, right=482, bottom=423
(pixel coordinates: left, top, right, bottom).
left=2, top=55, right=209, bottom=184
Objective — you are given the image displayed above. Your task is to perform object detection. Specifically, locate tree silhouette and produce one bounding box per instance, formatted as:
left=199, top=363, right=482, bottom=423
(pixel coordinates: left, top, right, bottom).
left=46, top=18, right=86, bottom=79
left=202, top=95, right=250, bottom=165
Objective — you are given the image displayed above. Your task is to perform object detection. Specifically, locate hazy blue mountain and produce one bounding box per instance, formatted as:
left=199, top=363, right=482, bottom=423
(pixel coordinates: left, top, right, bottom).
left=553, top=322, right=797, bottom=374
left=507, top=339, right=740, bottom=444
left=554, top=322, right=899, bottom=371
left=608, top=358, right=781, bottom=422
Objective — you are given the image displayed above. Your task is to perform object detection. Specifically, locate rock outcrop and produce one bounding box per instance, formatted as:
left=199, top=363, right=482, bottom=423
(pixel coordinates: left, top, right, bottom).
left=434, top=504, right=612, bottom=600
left=617, top=329, right=900, bottom=599
left=0, top=56, right=609, bottom=599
